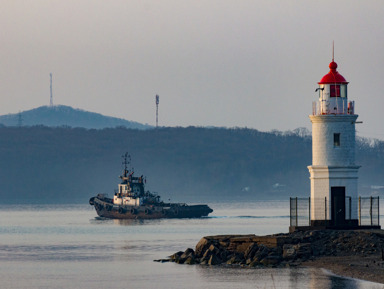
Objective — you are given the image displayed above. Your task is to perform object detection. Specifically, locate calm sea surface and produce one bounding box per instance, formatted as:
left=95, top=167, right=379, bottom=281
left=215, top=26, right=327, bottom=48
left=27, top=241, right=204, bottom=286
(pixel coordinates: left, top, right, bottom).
left=0, top=201, right=383, bottom=289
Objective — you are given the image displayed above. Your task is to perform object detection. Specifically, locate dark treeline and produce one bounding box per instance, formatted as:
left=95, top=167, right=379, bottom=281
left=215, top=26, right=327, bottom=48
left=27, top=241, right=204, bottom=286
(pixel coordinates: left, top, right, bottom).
left=0, top=126, right=382, bottom=204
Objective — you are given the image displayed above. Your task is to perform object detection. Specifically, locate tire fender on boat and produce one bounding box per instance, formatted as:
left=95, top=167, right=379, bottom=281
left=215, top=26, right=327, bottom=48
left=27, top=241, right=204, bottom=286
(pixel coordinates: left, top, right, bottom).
left=130, top=208, right=137, bottom=215
left=145, top=208, right=151, bottom=215
left=89, top=197, right=95, bottom=206
left=118, top=207, right=126, bottom=214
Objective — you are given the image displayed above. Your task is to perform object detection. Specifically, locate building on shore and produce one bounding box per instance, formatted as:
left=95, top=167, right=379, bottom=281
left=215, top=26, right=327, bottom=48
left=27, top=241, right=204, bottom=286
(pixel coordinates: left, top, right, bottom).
left=290, top=56, right=380, bottom=231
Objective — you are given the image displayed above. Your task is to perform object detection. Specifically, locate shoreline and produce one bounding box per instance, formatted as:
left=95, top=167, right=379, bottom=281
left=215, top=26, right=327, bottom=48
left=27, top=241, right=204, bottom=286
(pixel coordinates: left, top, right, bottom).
left=302, top=254, right=384, bottom=284
left=157, top=229, right=384, bottom=284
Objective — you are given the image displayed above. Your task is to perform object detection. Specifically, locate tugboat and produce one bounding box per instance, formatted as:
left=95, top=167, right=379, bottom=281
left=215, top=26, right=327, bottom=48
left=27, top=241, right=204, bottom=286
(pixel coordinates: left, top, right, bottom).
left=89, top=153, right=213, bottom=219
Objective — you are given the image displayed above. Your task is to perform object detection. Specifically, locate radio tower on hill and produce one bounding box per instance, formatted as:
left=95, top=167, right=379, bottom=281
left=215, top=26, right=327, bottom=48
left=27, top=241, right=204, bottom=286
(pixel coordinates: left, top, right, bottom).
left=155, top=94, right=159, bottom=127
left=50, top=73, right=53, bottom=107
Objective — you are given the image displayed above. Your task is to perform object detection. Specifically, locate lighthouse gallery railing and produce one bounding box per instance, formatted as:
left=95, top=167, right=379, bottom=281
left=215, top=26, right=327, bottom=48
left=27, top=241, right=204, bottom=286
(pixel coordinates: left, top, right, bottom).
left=312, top=100, right=355, bottom=115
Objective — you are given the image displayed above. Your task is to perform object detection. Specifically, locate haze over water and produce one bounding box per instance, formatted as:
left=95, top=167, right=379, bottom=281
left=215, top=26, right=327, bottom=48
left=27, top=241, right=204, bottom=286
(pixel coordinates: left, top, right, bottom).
left=0, top=201, right=383, bottom=289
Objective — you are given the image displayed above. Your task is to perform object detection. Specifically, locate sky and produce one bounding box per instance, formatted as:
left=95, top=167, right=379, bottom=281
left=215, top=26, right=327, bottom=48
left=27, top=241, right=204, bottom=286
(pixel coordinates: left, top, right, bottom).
left=1, top=0, right=384, bottom=140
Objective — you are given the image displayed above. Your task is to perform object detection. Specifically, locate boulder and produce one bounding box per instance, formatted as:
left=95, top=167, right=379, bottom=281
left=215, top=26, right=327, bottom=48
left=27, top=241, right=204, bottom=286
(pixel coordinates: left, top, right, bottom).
left=295, top=243, right=311, bottom=259
left=181, top=248, right=195, bottom=259
left=195, top=237, right=212, bottom=257
left=283, top=244, right=296, bottom=260
left=226, top=254, right=243, bottom=265
left=244, top=243, right=259, bottom=260
left=208, top=254, right=222, bottom=265
left=185, top=256, right=196, bottom=265
left=253, top=245, right=269, bottom=261
left=260, top=255, right=281, bottom=266
left=249, top=259, right=260, bottom=267
left=153, top=259, right=170, bottom=263
left=170, top=251, right=183, bottom=262
left=208, top=244, right=220, bottom=255
left=202, top=249, right=212, bottom=259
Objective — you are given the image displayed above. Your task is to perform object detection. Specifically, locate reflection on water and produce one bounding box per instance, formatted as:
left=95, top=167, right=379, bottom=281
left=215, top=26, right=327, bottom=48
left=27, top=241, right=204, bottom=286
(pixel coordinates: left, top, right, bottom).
left=0, top=203, right=382, bottom=289
left=192, top=266, right=383, bottom=289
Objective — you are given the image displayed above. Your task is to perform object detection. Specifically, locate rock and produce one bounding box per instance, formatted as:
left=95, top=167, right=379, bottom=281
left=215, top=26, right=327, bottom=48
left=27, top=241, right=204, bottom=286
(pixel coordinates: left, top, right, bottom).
left=283, top=244, right=296, bottom=260
left=254, top=245, right=269, bottom=261
left=244, top=243, right=259, bottom=260
left=295, top=243, right=311, bottom=259
left=166, top=230, right=384, bottom=272
left=153, top=259, right=170, bottom=263
left=170, top=251, right=183, bottom=262
left=195, top=237, right=212, bottom=257
left=249, top=259, right=260, bottom=267
left=260, top=255, right=281, bottom=266
left=208, top=254, right=222, bottom=265
left=236, top=242, right=253, bottom=253
left=185, top=256, right=196, bottom=265
left=202, top=249, right=212, bottom=259
left=181, top=248, right=195, bottom=259
left=176, top=258, right=185, bottom=264
left=219, top=250, right=228, bottom=261
left=208, top=244, right=220, bottom=255
left=226, top=254, right=242, bottom=265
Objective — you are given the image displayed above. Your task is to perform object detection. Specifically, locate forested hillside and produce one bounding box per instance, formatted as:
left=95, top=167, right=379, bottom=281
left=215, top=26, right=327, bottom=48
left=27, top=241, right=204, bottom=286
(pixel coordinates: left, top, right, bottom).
left=0, top=126, right=382, bottom=204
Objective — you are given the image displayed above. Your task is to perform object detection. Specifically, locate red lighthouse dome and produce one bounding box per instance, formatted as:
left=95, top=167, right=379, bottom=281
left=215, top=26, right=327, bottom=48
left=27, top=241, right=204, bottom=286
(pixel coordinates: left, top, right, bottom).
left=318, top=61, right=348, bottom=84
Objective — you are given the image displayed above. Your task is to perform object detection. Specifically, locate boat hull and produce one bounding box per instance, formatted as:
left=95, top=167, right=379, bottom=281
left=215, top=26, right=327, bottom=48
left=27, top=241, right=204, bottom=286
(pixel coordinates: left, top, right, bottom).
left=90, top=196, right=213, bottom=219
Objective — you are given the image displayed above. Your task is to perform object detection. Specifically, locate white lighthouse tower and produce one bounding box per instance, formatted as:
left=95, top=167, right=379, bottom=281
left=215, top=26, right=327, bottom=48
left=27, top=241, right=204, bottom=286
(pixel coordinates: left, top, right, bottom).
left=308, top=57, right=360, bottom=227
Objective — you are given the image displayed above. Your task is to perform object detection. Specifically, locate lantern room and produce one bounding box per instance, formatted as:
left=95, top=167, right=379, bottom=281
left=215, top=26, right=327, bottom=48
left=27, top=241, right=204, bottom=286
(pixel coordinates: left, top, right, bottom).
left=313, top=60, right=354, bottom=116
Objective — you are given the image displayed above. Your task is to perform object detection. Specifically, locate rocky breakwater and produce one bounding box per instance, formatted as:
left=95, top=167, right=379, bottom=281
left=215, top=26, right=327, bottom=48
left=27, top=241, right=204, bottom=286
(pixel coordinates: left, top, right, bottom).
left=155, top=230, right=384, bottom=283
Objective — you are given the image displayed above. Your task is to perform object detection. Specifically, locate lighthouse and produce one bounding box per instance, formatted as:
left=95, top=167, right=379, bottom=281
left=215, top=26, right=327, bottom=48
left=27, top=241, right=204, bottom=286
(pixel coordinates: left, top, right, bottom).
left=308, top=57, right=360, bottom=227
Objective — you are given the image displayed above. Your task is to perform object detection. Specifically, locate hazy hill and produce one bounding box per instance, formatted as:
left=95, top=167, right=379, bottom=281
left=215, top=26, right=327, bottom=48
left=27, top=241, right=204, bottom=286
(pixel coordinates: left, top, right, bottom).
left=0, top=126, right=383, bottom=204
left=0, top=105, right=151, bottom=129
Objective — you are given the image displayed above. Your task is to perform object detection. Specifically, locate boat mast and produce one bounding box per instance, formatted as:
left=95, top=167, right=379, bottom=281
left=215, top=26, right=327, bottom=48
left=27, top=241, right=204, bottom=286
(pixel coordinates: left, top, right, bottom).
left=122, top=152, right=131, bottom=178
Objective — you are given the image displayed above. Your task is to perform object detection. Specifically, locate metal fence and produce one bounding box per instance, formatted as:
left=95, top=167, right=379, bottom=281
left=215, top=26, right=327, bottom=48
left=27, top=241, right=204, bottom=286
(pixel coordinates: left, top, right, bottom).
left=359, top=196, right=380, bottom=226
left=290, top=196, right=380, bottom=227
left=290, top=197, right=310, bottom=227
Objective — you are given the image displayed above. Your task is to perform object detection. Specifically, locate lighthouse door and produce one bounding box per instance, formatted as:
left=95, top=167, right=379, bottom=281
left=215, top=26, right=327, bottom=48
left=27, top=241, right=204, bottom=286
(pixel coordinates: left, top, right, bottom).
left=331, top=187, right=346, bottom=226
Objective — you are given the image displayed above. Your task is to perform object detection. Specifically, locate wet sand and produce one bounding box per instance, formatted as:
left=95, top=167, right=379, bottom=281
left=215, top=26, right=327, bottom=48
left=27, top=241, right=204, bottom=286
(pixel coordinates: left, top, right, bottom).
left=303, top=254, right=384, bottom=284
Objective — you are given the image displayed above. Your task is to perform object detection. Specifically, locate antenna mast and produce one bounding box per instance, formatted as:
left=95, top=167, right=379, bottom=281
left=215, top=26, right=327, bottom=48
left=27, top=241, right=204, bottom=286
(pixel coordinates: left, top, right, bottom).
left=17, top=111, right=23, bottom=127
left=50, top=73, right=53, bottom=107
left=332, top=41, right=334, bottom=61
left=155, top=94, right=159, bottom=128
left=122, top=152, right=131, bottom=178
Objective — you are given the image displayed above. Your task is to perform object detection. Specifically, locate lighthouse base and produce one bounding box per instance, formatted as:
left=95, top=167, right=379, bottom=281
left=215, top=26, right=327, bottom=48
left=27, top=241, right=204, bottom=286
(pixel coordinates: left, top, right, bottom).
left=289, top=222, right=381, bottom=233
left=311, top=219, right=359, bottom=228
left=289, top=196, right=381, bottom=232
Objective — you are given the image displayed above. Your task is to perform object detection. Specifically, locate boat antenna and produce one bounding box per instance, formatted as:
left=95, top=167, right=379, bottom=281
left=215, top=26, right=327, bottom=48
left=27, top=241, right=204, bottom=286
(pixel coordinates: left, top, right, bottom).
left=122, top=153, right=131, bottom=176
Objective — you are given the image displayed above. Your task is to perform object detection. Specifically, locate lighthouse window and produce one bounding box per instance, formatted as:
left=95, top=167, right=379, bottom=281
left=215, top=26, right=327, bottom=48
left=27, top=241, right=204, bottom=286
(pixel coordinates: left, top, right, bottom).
left=334, top=133, right=340, bottom=147
left=330, top=85, right=341, bottom=97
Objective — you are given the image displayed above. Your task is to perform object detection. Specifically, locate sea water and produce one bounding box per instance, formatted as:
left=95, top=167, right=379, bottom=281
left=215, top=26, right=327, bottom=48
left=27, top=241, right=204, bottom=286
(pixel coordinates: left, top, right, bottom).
left=0, top=201, right=382, bottom=289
